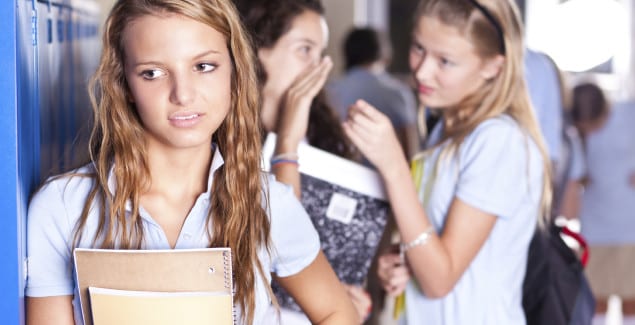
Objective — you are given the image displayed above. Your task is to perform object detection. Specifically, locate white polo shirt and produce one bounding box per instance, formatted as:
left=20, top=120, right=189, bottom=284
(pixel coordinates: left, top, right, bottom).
left=26, top=147, right=321, bottom=324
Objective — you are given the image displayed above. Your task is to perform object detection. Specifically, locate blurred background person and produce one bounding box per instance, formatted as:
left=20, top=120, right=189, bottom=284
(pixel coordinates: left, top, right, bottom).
left=327, top=27, right=419, bottom=160
left=525, top=48, right=564, bottom=172
left=571, top=82, right=635, bottom=312
left=541, top=55, right=586, bottom=221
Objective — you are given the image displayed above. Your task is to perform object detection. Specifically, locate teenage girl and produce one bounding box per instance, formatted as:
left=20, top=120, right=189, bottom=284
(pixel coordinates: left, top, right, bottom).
left=25, top=0, right=357, bottom=324
left=343, top=0, right=551, bottom=323
left=234, top=0, right=371, bottom=322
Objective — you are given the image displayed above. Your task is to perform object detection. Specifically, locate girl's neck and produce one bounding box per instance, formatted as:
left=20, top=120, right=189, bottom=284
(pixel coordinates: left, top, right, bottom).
left=145, top=144, right=213, bottom=197
left=442, top=104, right=478, bottom=132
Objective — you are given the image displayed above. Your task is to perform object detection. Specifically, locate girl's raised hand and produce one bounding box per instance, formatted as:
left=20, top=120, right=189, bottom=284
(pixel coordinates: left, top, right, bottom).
left=276, top=56, right=333, bottom=151
left=342, top=100, right=405, bottom=174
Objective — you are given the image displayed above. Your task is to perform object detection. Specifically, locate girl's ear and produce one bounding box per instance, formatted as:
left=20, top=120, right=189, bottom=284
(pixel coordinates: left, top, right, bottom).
left=480, top=54, right=505, bottom=80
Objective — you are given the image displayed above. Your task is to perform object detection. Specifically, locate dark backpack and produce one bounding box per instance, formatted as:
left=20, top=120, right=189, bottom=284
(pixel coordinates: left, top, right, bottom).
left=522, top=223, right=596, bottom=325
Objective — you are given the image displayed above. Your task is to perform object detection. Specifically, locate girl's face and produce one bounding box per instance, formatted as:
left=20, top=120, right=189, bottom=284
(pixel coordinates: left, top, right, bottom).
left=123, top=14, right=232, bottom=152
left=258, top=10, right=328, bottom=99
left=409, top=15, right=502, bottom=109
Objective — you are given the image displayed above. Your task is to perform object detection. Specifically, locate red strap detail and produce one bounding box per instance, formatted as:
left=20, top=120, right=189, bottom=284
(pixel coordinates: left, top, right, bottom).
left=561, top=226, right=589, bottom=267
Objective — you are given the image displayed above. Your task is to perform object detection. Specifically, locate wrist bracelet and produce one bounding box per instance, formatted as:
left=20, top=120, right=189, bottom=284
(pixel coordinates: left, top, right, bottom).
left=400, top=226, right=435, bottom=253
left=271, top=152, right=299, bottom=161
left=270, top=159, right=299, bottom=167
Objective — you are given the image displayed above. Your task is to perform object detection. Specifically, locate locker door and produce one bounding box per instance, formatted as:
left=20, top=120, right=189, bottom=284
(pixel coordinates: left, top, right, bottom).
left=0, top=0, right=100, bottom=322
left=0, top=0, right=38, bottom=323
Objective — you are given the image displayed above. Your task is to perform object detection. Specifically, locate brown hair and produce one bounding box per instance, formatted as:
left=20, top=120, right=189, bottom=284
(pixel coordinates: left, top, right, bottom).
left=415, top=0, right=552, bottom=223
left=571, top=82, right=610, bottom=127
left=235, top=0, right=357, bottom=159
left=77, top=0, right=269, bottom=322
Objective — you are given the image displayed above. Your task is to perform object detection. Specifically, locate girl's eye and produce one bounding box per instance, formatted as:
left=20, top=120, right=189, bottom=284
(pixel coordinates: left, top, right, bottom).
left=298, top=45, right=313, bottom=57
left=196, top=63, right=217, bottom=72
left=411, top=42, right=425, bottom=55
left=440, top=58, right=454, bottom=67
left=140, top=69, right=165, bottom=80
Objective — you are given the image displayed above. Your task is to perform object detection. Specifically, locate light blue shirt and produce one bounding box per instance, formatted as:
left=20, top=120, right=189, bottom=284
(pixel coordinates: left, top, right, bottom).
left=524, top=49, right=563, bottom=163
left=25, top=147, right=321, bottom=324
left=327, top=67, right=417, bottom=128
left=580, top=102, right=635, bottom=244
left=402, top=115, right=543, bottom=325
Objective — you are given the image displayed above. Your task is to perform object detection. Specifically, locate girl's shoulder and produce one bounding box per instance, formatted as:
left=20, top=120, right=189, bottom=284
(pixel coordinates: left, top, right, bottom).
left=30, top=164, right=97, bottom=209
left=464, top=115, right=527, bottom=147
left=472, top=115, right=521, bottom=136
left=260, top=172, right=297, bottom=211
left=27, top=164, right=98, bottom=250
left=460, top=115, right=536, bottom=160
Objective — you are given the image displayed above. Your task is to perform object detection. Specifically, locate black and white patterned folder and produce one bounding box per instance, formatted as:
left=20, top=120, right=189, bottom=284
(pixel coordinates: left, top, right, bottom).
left=262, top=133, right=390, bottom=312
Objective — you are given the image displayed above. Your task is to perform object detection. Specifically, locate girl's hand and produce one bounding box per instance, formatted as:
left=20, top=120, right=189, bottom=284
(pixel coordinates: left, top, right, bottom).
left=275, top=56, right=333, bottom=152
left=377, top=253, right=411, bottom=297
left=342, top=100, right=406, bottom=175
left=343, top=284, right=372, bottom=323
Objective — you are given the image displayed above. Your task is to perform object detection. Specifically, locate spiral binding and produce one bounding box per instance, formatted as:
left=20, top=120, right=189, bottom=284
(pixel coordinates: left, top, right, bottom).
left=223, top=249, right=237, bottom=325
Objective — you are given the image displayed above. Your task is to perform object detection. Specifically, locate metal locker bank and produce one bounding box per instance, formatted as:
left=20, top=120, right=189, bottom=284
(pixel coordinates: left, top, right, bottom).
left=0, top=1, right=100, bottom=323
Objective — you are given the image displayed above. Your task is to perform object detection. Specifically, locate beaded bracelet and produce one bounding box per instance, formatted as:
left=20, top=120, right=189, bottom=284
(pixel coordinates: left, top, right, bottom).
left=270, top=158, right=299, bottom=167
left=400, top=226, right=435, bottom=254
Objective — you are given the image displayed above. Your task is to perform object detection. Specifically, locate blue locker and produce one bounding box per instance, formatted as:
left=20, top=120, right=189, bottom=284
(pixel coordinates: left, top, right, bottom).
left=1, top=0, right=100, bottom=323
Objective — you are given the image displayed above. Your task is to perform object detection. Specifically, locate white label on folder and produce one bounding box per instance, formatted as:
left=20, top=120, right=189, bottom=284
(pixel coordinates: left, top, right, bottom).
left=326, top=192, right=357, bottom=224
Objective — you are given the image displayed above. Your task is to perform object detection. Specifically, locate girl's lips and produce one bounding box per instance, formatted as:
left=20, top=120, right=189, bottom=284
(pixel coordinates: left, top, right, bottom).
left=418, top=84, right=434, bottom=95
left=169, top=112, right=203, bottom=128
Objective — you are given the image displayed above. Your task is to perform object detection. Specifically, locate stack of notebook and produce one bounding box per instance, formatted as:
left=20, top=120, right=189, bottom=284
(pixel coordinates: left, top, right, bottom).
left=74, top=248, right=234, bottom=325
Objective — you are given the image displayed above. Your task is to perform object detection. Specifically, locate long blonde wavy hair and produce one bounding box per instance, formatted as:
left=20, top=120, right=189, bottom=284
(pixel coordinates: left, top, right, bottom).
left=76, top=0, right=270, bottom=322
left=415, top=0, right=552, bottom=223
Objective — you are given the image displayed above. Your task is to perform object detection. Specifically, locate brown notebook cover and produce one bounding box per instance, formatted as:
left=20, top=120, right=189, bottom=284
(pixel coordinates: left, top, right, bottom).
left=74, top=248, right=233, bottom=325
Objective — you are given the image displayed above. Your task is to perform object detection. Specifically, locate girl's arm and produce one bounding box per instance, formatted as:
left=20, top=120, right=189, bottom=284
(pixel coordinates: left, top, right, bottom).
left=275, top=251, right=359, bottom=324
left=343, top=100, right=497, bottom=297
left=272, top=57, right=332, bottom=199
left=558, top=180, right=583, bottom=219
left=342, top=284, right=372, bottom=323
left=27, top=296, right=75, bottom=325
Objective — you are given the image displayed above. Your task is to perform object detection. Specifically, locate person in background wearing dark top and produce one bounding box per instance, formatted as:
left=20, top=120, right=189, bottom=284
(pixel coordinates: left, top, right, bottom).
left=571, top=82, right=635, bottom=311
left=234, top=0, right=371, bottom=323
left=328, top=27, right=419, bottom=159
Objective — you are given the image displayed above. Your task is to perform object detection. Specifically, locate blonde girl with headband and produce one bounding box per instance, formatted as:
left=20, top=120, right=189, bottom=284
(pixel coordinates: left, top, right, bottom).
left=24, top=0, right=357, bottom=324
left=343, top=0, right=551, bottom=323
